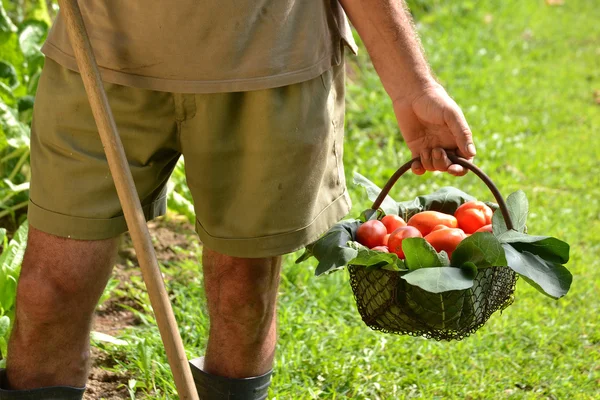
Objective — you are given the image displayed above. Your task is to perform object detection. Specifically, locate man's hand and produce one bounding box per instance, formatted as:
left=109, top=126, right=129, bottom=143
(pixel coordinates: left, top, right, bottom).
left=393, top=84, right=476, bottom=176
left=338, top=0, right=476, bottom=175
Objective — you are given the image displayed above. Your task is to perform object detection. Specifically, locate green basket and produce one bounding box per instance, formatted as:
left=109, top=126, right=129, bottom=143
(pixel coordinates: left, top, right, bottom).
left=349, top=155, right=517, bottom=341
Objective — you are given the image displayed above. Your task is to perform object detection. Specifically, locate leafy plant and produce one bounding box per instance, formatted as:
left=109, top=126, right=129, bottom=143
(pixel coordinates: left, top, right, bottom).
left=0, top=221, right=28, bottom=363
left=0, top=0, right=50, bottom=222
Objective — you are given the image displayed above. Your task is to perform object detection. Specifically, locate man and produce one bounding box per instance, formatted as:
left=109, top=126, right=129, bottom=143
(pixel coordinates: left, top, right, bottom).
left=0, top=0, right=476, bottom=398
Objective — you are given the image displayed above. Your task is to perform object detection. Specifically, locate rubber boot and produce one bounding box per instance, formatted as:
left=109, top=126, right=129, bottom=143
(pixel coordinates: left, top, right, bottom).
left=0, top=370, right=85, bottom=400
left=189, top=357, right=272, bottom=400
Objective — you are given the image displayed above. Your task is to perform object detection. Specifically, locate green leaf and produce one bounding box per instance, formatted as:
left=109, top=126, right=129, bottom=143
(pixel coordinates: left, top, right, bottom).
left=353, top=172, right=397, bottom=215
left=0, top=61, right=18, bottom=89
left=18, top=21, right=47, bottom=60
left=0, top=221, right=28, bottom=272
left=460, top=262, right=478, bottom=278
left=0, top=81, right=16, bottom=106
left=25, top=0, right=53, bottom=26
left=503, top=244, right=572, bottom=299
left=402, top=237, right=444, bottom=270
left=397, top=186, right=476, bottom=220
left=347, top=244, right=407, bottom=271
left=451, top=232, right=507, bottom=268
left=296, top=220, right=361, bottom=276
left=0, top=2, right=17, bottom=36
left=0, top=316, right=9, bottom=338
left=496, top=230, right=569, bottom=264
left=0, top=101, right=29, bottom=148
left=493, top=190, right=528, bottom=234
left=401, top=267, right=475, bottom=293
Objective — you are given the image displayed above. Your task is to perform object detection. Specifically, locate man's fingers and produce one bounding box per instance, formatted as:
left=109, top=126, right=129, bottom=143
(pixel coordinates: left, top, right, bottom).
left=432, top=148, right=451, bottom=171
left=448, top=163, right=467, bottom=176
left=411, top=159, right=426, bottom=175
left=419, top=150, right=435, bottom=171
left=445, top=107, right=476, bottom=158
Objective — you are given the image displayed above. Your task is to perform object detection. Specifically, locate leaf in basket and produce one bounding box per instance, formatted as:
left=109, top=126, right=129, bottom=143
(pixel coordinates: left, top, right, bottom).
left=402, top=238, right=447, bottom=270
left=397, top=187, right=476, bottom=220
left=503, top=244, right=572, bottom=299
left=401, top=267, right=475, bottom=293
left=347, top=244, right=408, bottom=271
left=492, top=190, right=528, bottom=234
left=451, top=232, right=507, bottom=268
left=353, top=172, right=398, bottom=215
left=295, top=220, right=361, bottom=276
left=359, top=208, right=384, bottom=222
left=496, top=230, right=569, bottom=264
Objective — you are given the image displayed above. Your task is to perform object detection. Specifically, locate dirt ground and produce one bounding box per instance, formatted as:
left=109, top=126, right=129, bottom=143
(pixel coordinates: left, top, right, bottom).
left=84, top=217, right=198, bottom=400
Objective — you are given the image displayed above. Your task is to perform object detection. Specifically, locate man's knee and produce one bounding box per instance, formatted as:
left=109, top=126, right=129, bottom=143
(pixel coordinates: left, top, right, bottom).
left=15, top=227, right=118, bottom=323
left=202, top=248, right=282, bottom=327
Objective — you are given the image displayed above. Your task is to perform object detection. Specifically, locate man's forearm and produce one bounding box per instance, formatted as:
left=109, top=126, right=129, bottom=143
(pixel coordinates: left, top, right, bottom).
left=338, top=0, right=436, bottom=102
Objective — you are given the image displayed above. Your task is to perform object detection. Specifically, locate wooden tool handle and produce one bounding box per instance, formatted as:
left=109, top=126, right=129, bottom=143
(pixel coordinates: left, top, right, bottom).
left=57, top=1, right=199, bottom=398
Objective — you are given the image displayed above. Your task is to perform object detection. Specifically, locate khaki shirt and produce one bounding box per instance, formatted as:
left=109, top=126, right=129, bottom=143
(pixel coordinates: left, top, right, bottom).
left=42, top=0, right=357, bottom=93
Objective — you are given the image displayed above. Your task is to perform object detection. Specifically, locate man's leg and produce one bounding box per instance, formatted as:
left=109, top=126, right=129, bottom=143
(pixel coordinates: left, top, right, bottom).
left=202, top=247, right=281, bottom=378
left=5, top=226, right=118, bottom=390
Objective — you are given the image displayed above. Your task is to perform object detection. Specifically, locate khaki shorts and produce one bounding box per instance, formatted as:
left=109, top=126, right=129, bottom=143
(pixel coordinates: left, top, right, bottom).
left=28, top=58, right=351, bottom=258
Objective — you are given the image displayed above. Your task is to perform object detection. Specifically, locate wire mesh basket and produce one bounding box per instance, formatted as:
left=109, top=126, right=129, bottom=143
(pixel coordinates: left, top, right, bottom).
left=348, top=155, right=517, bottom=341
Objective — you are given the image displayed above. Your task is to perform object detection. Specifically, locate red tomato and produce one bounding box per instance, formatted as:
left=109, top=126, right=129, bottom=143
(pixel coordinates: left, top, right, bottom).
left=371, top=246, right=389, bottom=253
left=454, top=201, right=494, bottom=234
left=381, top=215, right=407, bottom=234
left=387, top=226, right=422, bottom=259
left=475, top=224, right=493, bottom=233
left=407, top=211, right=458, bottom=236
left=356, top=220, right=387, bottom=248
left=383, top=234, right=391, bottom=246
left=424, top=228, right=467, bottom=258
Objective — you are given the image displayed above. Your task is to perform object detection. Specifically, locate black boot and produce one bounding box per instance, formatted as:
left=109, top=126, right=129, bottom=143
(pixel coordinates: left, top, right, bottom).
left=0, top=369, right=85, bottom=400
left=189, top=357, right=272, bottom=400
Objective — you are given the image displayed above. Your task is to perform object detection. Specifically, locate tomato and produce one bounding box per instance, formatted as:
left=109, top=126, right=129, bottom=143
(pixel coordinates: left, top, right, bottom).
left=371, top=246, right=389, bottom=253
left=407, top=211, right=458, bottom=236
left=454, top=201, right=493, bottom=234
left=356, top=220, right=387, bottom=248
left=475, top=224, right=493, bottom=233
left=383, top=234, right=391, bottom=246
left=381, top=215, right=407, bottom=234
left=387, top=226, right=422, bottom=258
left=424, top=228, right=467, bottom=257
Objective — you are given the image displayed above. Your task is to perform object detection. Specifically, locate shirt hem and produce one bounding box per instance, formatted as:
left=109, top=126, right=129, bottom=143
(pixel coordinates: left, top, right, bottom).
left=42, top=42, right=340, bottom=93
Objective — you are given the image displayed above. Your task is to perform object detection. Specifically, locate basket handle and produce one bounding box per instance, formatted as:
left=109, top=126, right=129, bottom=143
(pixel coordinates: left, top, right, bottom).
left=371, top=154, right=514, bottom=231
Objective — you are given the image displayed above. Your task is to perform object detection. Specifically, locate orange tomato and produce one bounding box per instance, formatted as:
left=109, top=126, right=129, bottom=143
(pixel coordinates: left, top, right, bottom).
left=381, top=215, right=407, bottom=234
left=454, top=201, right=493, bottom=234
left=383, top=234, right=391, bottom=246
left=387, top=226, right=423, bottom=258
left=356, top=220, right=387, bottom=249
left=424, top=228, right=467, bottom=258
left=475, top=224, right=493, bottom=233
left=407, top=211, right=458, bottom=236
left=371, top=246, right=389, bottom=253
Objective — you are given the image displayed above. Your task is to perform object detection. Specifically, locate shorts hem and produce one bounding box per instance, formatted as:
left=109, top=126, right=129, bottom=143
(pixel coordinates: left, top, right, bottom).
left=195, top=191, right=352, bottom=258
left=27, top=196, right=167, bottom=240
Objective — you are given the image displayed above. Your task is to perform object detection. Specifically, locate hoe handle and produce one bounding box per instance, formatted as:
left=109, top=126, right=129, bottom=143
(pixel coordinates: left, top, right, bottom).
left=57, top=1, right=199, bottom=399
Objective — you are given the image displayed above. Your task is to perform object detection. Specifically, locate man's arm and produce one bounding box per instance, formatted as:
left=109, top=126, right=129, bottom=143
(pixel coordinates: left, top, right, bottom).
left=338, top=0, right=476, bottom=175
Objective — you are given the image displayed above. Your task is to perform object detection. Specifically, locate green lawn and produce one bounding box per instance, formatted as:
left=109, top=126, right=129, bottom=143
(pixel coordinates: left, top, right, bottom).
left=95, top=1, right=600, bottom=398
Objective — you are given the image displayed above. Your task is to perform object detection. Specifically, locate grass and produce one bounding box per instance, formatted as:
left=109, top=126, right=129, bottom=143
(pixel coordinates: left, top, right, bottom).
left=94, top=0, right=600, bottom=398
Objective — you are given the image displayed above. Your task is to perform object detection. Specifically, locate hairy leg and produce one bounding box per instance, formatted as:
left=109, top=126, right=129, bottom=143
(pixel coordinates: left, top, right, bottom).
left=5, top=226, right=118, bottom=389
left=202, top=247, right=282, bottom=378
